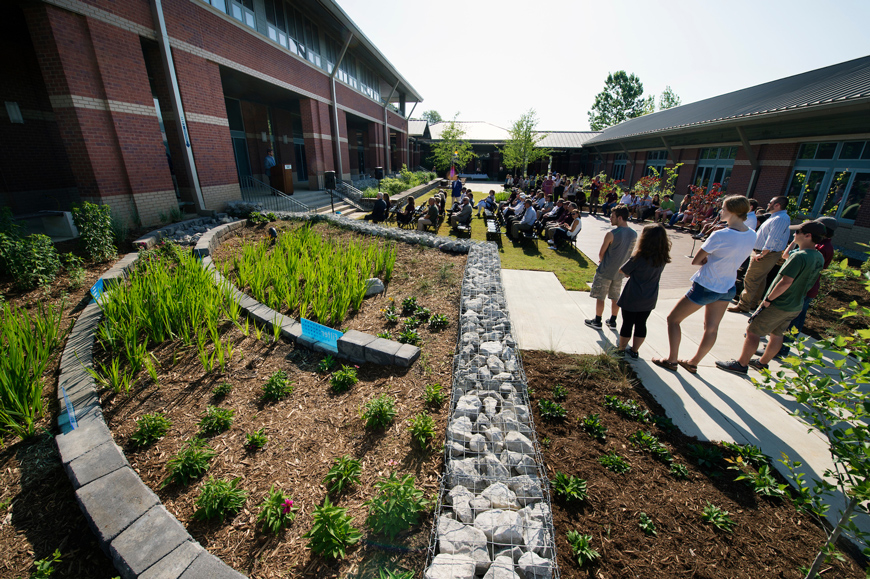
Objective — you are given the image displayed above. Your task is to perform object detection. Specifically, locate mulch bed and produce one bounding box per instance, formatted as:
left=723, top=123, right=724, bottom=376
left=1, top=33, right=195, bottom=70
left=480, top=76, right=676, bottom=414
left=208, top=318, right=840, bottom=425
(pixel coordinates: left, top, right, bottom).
left=523, top=350, right=866, bottom=579
left=805, top=276, right=869, bottom=341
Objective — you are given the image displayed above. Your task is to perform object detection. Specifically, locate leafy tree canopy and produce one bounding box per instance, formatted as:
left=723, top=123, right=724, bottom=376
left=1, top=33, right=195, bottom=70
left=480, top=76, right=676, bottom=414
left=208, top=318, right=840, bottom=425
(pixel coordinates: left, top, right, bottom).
left=429, top=114, right=476, bottom=173
left=420, top=110, right=442, bottom=124
left=500, top=108, right=550, bottom=177
left=658, top=86, right=681, bottom=110
left=588, top=71, right=645, bottom=130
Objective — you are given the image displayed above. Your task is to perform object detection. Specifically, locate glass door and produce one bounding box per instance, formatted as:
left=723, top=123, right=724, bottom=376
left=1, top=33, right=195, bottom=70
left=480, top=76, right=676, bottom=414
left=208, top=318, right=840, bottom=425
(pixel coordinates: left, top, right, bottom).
left=786, top=169, right=828, bottom=216
left=840, top=172, right=869, bottom=221
left=819, top=170, right=851, bottom=217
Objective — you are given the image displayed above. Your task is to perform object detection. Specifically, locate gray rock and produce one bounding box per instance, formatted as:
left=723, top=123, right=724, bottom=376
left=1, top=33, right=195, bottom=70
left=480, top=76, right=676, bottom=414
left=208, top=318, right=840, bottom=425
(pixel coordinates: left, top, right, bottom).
left=437, top=516, right=490, bottom=575
left=479, top=452, right=511, bottom=479
left=447, top=441, right=467, bottom=459
left=508, top=475, right=544, bottom=506
left=487, top=355, right=506, bottom=373
left=447, top=416, right=474, bottom=443
left=446, top=485, right=473, bottom=506
left=484, top=555, right=521, bottom=579
left=448, top=458, right=483, bottom=492
left=469, top=433, right=488, bottom=453
left=474, top=508, right=524, bottom=546
left=364, top=278, right=385, bottom=297
left=468, top=496, right=492, bottom=519
left=455, top=395, right=482, bottom=421
left=517, top=551, right=553, bottom=579
left=484, top=397, right=499, bottom=417
left=505, top=432, right=535, bottom=454
left=480, top=341, right=503, bottom=356
left=520, top=503, right=553, bottom=558
left=481, top=482, right=519, bottom=510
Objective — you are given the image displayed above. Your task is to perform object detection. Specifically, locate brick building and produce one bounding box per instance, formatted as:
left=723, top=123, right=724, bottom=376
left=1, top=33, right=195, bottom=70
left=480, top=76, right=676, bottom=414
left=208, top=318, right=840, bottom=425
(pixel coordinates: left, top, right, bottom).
left=1, top=0, right=421, bottom=226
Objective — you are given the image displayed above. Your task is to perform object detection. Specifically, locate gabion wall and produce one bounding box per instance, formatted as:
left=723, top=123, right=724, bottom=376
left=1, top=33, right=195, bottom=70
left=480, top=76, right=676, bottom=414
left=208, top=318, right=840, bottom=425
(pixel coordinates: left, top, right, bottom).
left=424, top=243, right=558, bottom=579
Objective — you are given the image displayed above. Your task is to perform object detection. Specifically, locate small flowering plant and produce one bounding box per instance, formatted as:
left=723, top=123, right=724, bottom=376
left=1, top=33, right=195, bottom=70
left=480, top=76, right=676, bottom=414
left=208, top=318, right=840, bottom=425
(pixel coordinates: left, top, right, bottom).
left=257, top=485, right=298, bottom=535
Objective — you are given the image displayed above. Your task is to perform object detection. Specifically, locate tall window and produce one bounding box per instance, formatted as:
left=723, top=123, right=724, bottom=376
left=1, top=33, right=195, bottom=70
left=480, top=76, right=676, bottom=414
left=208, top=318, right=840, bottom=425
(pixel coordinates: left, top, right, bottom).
left=611, top=153, right=627, bottom=181
left=786, top=140, right=870, bottom=221
left=229, top=0, right=255, bottom=29
left=644, top=150, right=668, bottom=177
left=264, top=0, right=289, bottom=49
left=694, top=146, right=736, bottom=193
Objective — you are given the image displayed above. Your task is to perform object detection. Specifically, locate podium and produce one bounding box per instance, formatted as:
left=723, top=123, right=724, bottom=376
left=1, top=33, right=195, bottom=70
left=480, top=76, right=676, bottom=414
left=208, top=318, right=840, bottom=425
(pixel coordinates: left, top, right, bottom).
left=270, top=163, right=294, bottom=195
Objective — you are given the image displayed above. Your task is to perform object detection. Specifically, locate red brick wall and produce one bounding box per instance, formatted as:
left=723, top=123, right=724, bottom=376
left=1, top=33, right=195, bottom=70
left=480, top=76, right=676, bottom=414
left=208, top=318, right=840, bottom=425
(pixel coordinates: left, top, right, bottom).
left=300, top=98, right=334, bottom=188
left=753, top=143, right=798, bottom=205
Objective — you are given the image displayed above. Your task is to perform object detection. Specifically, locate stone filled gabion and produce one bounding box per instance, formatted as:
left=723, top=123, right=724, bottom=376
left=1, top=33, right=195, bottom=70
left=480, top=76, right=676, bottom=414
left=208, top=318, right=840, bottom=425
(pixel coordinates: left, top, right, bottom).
left=424, top=244, right=558, bottom=579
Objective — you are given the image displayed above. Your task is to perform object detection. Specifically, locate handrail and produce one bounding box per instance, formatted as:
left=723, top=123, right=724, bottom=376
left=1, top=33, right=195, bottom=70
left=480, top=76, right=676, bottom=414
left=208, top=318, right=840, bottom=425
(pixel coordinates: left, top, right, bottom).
left=239, top=175, right=313, bottom=213
left=334, top=181, right=366, bottom=211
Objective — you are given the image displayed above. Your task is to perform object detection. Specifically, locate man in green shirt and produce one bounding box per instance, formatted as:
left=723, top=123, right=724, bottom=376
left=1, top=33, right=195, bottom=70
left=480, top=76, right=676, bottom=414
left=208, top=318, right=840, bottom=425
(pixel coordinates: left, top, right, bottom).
left=715, top=220, right=826, bottom=375
left=655, top=195, right=676, bottom=224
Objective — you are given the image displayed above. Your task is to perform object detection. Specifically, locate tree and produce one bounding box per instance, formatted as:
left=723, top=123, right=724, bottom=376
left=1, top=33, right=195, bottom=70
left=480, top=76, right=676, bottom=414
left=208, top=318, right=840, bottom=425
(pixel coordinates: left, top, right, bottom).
left=658, top=86, right=681, bottom=110
left=587, top=71, right=645, bottom=130
left=429, top=115, right=476, bottom=173
left=641, top=96, right=656, bottom=116
left=421, top=110, right=442, bottom=124
left=500, top=109, right=551, bottom=177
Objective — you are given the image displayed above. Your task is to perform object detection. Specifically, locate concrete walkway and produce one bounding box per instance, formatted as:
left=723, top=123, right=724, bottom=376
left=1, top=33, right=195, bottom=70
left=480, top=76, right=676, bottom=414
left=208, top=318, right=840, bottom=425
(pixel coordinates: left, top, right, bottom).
left=503, top=212, right=867, bottom=536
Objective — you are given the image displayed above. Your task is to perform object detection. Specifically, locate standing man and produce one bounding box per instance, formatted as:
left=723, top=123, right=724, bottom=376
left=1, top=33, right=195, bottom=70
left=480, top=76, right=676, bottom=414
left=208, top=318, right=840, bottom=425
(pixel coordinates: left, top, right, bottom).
left=585, top=205, right=638, bottom=330
left=729, top=196, right=791, bottom=313
left=264, top=148, right=276, bottom=192
left=451, top=176, right=463, bottom=204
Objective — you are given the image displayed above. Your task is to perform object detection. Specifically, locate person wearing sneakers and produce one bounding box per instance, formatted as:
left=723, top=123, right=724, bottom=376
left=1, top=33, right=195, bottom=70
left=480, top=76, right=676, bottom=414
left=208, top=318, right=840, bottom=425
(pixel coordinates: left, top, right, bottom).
left=585, top=205, right=637, bottom=330
left=716, top=220, right=826, bottom=375
left=652, top=195, right=756, bottom=373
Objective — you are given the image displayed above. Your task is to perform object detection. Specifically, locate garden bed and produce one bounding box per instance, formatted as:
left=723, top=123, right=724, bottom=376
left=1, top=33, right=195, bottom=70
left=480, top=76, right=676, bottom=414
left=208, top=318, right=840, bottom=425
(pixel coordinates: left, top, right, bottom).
left=805, top=275, right=869, bottom=341
left=523, top=350, right=865, bottom=579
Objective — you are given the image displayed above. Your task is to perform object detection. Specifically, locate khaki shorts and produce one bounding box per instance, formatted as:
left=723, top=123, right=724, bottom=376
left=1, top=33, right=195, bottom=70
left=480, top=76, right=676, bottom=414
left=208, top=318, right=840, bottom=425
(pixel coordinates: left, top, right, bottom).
left=590, top=271, right=623, bottom=301
left=747, top=305, right=799, bottom=337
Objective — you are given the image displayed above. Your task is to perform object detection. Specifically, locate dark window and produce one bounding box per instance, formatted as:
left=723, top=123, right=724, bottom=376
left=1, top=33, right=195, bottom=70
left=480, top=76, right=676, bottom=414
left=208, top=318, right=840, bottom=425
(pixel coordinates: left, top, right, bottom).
left=225, top=98, right=244, bottom=132
left=840, top=141, right=866, bottom=159
left=816, top=143, right=837, bottom=159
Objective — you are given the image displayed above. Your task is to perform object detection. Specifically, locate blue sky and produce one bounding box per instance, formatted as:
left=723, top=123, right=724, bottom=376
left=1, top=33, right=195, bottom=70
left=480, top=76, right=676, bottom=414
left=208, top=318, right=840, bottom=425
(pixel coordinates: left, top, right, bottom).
left=339, top=0, right=870, bottom=131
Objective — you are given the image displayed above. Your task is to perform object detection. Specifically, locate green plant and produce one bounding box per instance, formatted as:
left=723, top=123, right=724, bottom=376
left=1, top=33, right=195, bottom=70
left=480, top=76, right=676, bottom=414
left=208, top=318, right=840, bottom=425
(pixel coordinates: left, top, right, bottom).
left=598, top=451, right=631, bottom=474
left=199, top=405, right=234, bottom=435
left=721, top=441, right=769, bottom=467
left=249, top=212, right=268, bottom=224
left=376, top=330, right=392, bottom=339
left=413, top=305, right=431, bottom=320
left=261, top=370, right=293, bottom=402
left=364, top=472, right=429, bottom=539
left=397, top=329, right=421, bottom=346
left=603, top=395, right=650, bottom=422
left=552, top=472, right=588, bottom=502
left=303, top=496, right=362, bottom=559
left=330, top=365, right=358, bottom=393
left=628, top=430, right=673, bottom=463
left=701, top=501, right=736, bottom=532
left=317, top=354, right=337, bottom=373
left=245, top=428, right=268, bottom=451
left=552, top=383, right=567, bottom=400
left=670, top=463, right=690, bottom=479
left=72, top=201, right=116, bottom=262
left=193, top=476, right=247, bottom=522
left=266, top=212, right=277, bottom=221
left=639, top=512, right=657, bottom=536
left=400, top=296, right=418, bottom=315
left=402, top=317, right=422, bottom=330
left=688, top=443, right=722, bottom=470
left=539, top=399, right=567, bottom=421
left=169, top=207, right=184, bottom=223
left=213, top=382, right=232, bottom=398
left=423, top=383, right=444, bottom=407
left=162, top=438, right=215, bottom=487
left=428, top=313, right=449, bottom=330
left=130, top=412, right=172, bottom=447
left=63, top=254, right=87, bottom=290
left=378, top=569, right=414, bottom=579
left=323, top=455, right=362, bottom=495
left=565, top=530, right=599, bottom=567
left=29, top=549, right=62, bottom=579
left=361, top=394, right=397, bottom=429
left=579, top=413, right=607, bottom=441
left=383, top=310, right=399, bottom=323
left=408, top=413, right=436, bottom=447
left=256, top=485, right=297, bottom=534
left=651, top=414, right=675, bottom=432
left=731, top=462, right=789, bottom=499
left=0, top=233, right=62, bottom=290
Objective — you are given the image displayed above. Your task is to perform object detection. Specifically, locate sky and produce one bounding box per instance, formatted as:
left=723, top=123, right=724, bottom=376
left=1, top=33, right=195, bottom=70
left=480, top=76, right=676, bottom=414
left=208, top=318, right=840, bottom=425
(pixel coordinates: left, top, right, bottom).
left=339, top=0, right=870, bottom=132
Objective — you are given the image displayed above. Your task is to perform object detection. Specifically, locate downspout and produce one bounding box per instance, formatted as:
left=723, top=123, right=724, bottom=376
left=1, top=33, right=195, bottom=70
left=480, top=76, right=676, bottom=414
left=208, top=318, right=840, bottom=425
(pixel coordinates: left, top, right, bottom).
left=384, top=81, right=399, bottom=174
left=150, top=0, right=205, bottom=212
left=405, top=102, right=418, bottom=168
left=330, top=33, right=353, bottom=184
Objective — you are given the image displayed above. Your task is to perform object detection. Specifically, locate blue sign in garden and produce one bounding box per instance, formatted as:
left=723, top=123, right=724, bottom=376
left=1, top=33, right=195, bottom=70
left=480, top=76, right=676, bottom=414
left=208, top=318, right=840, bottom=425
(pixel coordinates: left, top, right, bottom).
left=300, top=318, right=343, bottom=349
left=90, top=278, right=104, bottom=302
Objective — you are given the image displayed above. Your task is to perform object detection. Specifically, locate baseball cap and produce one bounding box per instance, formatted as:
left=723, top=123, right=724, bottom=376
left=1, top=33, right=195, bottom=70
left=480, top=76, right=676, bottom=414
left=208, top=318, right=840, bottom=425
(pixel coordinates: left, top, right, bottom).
left=814, top=216, right=838, bottom=232
left=789, top=221, right=826, bottom=237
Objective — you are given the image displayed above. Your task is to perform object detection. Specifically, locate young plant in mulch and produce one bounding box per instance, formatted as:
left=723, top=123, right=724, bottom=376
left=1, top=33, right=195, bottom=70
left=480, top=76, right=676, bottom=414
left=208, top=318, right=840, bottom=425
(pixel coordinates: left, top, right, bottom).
left=317, top=354, right=338, bottom=374
left=212, top=382, right=233, bottom=398
left=688, top=443, right=723, bottom=471
left=566, top=530, right=600, bottom=567
left=639, top=512, right=657, bottom=536
left=408, top=413, right=436, bottom=448
left=198, top=405, right=234, bottom=436
left=701, top=501, right=736, bottom=533
left=579, top=413, right=607, bottom=441
left=377, top=331, right=392, bottom=339
left=361, top=394, right=397, bottom=429
left=722, top=441, right=770, bottom=468
left=364, top=473, right=429, bottom=540
left=428, top=313, right=449, bottom=330
left=400, top=296, right=418, bottom=316
left=303, top=497, right=362, bottom=560
left=244, top=428, right=268, bottom=451
left=728, top=459, right=789, bottom=499
left=598, top=451, right=631, bottom=474
left=603, top=394, right=650, bottom=422
left=29, top=549, right=62, bottom=579
left=402, top=317, right=423, bottom=330
left=129, top=412, right=172, bottom=447
left=261, top=370, right=293, bottom=402
left=257, top=485, right=298, bottom=534
left=669, top=463, right=690, bottom=479
left=539, top=399, right=567, bottom=422
left=162, top=438, right=216, bottom=488
left=552, top=383, right=568, bottom=401
left=323, top=455, right=362, bottom=496
left=397, top=329, right=421, bottom=346
left=551, top=472, right=588, bottom=503
left=378, top=569, right=414, bottom=579
left=423, top=383, right=445, bottom=407
left=628, top=430, right=673, bottom=463
left=193, top=476, right=248, bottom=522
left=330, top=365, right=358, bottom=393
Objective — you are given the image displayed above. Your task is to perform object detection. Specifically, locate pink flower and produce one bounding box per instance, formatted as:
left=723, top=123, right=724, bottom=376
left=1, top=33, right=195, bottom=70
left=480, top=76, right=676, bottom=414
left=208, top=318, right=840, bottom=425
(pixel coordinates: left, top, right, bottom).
left=282, top=499, right=294, bottom=514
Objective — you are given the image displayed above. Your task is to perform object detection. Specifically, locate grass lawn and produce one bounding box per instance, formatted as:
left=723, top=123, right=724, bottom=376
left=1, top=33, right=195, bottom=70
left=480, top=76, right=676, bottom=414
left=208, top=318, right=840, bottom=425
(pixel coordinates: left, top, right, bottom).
left=409, top=190, right=596, bottom=291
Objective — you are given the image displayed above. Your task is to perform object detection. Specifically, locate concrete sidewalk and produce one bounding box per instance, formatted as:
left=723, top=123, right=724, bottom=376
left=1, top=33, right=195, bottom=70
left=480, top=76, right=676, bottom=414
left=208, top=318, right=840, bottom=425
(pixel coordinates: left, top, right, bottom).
left=502, top=214, right=868, bottom=536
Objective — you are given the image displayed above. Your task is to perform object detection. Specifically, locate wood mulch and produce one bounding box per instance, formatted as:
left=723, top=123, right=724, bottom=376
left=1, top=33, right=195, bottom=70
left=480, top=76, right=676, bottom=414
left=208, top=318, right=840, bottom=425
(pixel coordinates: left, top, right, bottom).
left=805, top=275, right=869, bottom=341
left=523, top=350, right=866, bottom=579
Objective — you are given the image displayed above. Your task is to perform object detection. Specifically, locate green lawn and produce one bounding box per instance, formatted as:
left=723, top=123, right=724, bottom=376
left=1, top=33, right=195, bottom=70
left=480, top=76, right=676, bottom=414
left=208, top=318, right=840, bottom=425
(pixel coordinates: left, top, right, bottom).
left=405, top=191, right=595, bottom=291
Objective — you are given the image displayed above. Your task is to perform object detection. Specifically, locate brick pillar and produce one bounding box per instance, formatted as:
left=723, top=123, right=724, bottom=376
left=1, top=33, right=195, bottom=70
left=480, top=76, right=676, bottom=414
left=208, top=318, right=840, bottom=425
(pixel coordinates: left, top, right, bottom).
left=367, top=122, right=384, bottom=171
left=299, top=98, right=334, bottom=189
left=394, top=131, right=408, bottom=171
left=335, top=108, right=351, bottom=181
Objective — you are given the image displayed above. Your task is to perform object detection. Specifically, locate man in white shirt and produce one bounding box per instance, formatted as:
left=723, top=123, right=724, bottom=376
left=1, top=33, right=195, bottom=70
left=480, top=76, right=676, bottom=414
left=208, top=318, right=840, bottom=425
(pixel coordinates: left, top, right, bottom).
left=729, top=196, right=792, bottom=313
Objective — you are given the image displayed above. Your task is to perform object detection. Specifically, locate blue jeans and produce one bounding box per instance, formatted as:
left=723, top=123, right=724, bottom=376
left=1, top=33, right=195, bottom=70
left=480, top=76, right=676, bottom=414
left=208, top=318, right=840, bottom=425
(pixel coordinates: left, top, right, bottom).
left=777, top=295, right=813, bottom=357
left=669, top=212, right=685, bottom=227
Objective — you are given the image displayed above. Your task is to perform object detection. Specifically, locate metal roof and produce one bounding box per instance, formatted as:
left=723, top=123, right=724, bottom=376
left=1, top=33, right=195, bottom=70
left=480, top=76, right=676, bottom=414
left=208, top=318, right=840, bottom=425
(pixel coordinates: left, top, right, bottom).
left=408, top=120, right=430, bottom=138
left=586, top=55, right=870, bottom=146
left=429, top=121, right=510, bottom=142
left=537, top=131, right=601, bottom=149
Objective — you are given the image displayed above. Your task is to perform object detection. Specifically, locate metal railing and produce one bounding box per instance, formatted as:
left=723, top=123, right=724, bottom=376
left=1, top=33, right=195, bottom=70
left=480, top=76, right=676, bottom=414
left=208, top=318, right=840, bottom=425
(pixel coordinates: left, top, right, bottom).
left=335, top=181, right=366, bottom=211
left=239, top=175, right=313, bottom=213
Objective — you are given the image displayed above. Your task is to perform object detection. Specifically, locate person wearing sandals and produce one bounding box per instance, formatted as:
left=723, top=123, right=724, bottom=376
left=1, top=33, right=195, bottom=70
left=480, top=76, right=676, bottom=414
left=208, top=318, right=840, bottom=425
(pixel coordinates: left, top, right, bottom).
left=616, top=224, right=671, bottom=358
left=653, top=195, right=756, bottom=373
left=585, top=205, right=637, bottom=330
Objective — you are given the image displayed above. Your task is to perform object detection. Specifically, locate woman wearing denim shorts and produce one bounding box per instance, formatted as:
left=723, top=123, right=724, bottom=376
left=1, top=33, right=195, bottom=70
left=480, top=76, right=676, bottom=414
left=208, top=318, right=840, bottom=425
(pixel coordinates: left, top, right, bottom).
left=653, top=195, right=757, bottom=373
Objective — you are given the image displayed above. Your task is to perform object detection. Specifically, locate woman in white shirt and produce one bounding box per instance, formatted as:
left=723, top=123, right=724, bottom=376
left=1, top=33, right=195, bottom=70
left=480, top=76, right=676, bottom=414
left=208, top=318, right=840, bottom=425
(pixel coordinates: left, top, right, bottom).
left=653, top=195, right=757, bottom=373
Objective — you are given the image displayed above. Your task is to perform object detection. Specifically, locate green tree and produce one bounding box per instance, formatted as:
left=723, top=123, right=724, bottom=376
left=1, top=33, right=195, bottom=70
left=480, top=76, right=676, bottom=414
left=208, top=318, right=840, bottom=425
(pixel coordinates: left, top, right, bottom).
left=658, top=86, right=681, bottom=110
left=641, top=96, right=656, bottom=116
left=421, top=110, right=442, bottom=124
left=500, top=109, right=551, bottom=177
left=588, top=71, right=645, bottom=130
left=429, top=115, right=476, bottom=173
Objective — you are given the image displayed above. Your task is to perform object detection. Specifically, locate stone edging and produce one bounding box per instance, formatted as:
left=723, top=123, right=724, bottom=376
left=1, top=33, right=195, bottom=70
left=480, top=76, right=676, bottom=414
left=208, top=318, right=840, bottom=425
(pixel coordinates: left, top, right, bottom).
left=423, top=243, right=559, bottom=579
left=133, top=215, right=223, bottom=250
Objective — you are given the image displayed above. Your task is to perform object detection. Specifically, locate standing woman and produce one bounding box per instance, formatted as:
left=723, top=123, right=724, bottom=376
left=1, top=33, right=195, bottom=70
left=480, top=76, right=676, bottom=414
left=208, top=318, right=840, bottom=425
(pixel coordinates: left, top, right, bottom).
left=616, top=223, right=671, bottom=358
left=653, top=195, right=757, bottom=373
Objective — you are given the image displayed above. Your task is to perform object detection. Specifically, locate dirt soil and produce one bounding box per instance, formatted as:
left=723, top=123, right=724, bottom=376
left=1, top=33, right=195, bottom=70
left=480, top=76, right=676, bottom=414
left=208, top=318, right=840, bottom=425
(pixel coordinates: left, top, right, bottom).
left=523, top=350, right=866, bottom=579
left=805, top=276, right=869, bottom=341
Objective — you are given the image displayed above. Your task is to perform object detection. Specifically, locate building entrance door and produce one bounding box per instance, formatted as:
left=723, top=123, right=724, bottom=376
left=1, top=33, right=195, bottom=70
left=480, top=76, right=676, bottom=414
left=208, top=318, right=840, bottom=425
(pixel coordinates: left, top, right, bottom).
left=230, top=130, right=251, bottom=180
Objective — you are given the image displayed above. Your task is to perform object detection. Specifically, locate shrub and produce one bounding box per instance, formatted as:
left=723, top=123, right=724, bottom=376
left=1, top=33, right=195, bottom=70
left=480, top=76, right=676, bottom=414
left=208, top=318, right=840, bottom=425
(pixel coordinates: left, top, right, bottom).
left=423, top=383, right=445, bottom=407
left=162, top=439, right=215, bottom=487
left=323, top=455, right=362, bottom=495
left=63, top=254, right=86, bottom=290
left=408, top=413, right=436, bottom=447
left=199, top=405, right=234, bottom=435
left=261, top=370, right=293, bottom=402
left=552, top=472, right=588, bottom=502
left=303, top=497, right=362, bottom=559
left=193, top=476, right=247, bottom=522
left=257, top=485, right=298, bottom=534
left=330, top=365, right=358, bottom=393
left=566, top=531, right=599, bottom=567
left=539, top=399, right=567, bottom=421
left=365, top=473, right=428, bottom=539
left=362, top=394, right=397, bottom=429
left=72, top=201, right=116, bottom=262
left=245, top=428, right=268, bottom=451
left=130, top=412, right=172, bottom=447
left=0, top=233, right=62, bottom=289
